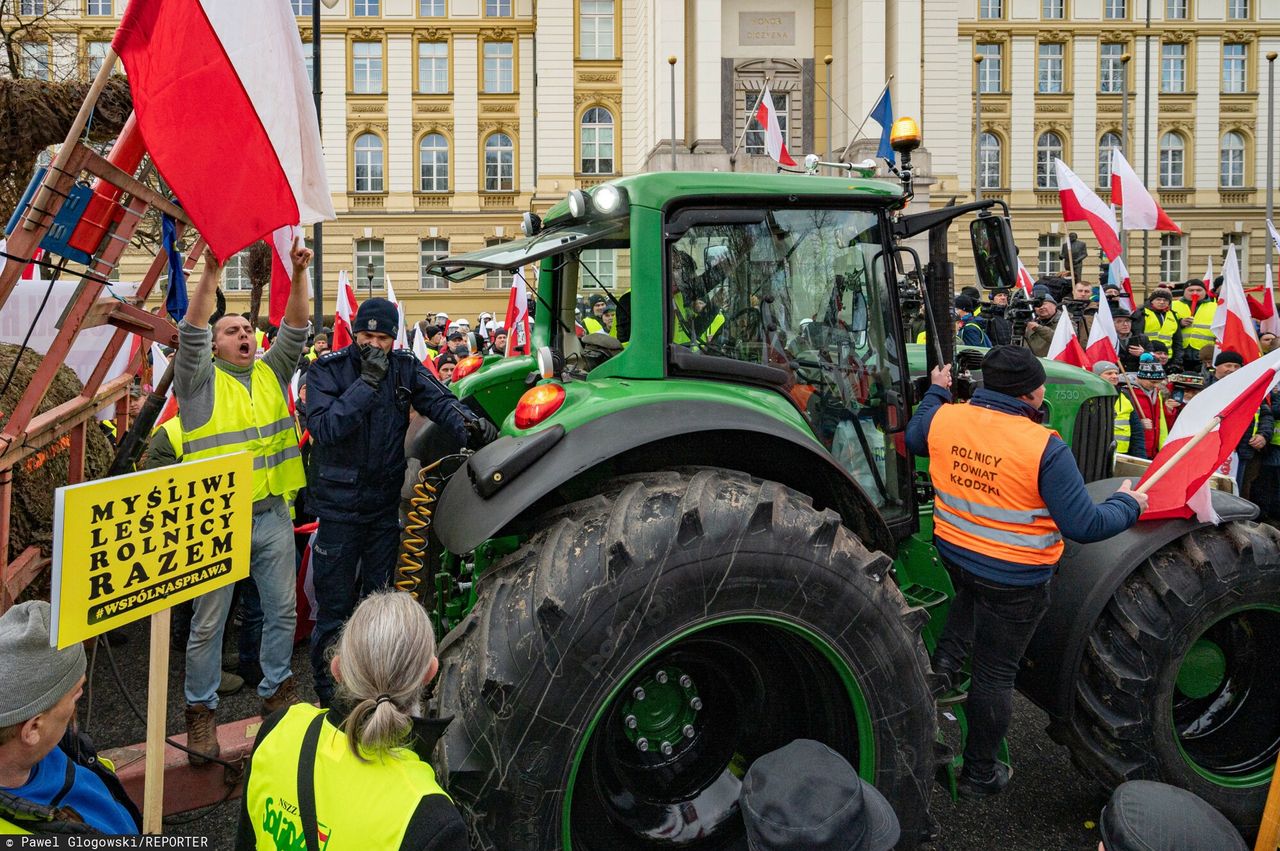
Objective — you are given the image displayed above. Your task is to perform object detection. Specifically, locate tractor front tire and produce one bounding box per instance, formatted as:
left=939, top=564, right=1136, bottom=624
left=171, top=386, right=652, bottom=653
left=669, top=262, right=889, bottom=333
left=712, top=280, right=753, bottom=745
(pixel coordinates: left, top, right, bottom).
left=431, top=468, right=937, bottom=850
left=1068, top=520, right=1280, bottom=837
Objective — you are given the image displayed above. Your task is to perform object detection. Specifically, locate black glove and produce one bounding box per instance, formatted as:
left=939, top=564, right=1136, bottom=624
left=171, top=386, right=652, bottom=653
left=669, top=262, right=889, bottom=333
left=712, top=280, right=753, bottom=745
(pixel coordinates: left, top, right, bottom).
left=465, top=417, right=499, bottom=450
left=359, top=344, right=389, bottom=387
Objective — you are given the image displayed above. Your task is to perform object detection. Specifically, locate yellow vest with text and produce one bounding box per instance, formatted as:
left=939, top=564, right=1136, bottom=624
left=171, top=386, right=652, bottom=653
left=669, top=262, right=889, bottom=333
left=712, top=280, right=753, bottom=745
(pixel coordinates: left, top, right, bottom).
left=1143, top=309, right=1179, bottom=348
left=244, top=704, right=451, bottom=851
left=1171, top=299, right=1218, bottom=356
left=928, top=403, right=1064, bottom=565
left=1113, top=392, right=1135, bottom=454
left=180, top=362, right=304, bottom=503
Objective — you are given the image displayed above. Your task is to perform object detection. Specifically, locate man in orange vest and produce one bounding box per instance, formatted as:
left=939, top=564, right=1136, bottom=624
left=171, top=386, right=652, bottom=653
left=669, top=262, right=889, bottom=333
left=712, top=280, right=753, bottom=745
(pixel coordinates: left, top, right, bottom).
left=905, top=346, right=1146, bottom=797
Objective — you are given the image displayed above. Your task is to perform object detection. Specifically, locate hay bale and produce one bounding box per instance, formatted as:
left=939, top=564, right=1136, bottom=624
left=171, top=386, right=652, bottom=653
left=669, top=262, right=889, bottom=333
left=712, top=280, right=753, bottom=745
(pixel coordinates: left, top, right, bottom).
left=0, top=344, right=116, bottom=563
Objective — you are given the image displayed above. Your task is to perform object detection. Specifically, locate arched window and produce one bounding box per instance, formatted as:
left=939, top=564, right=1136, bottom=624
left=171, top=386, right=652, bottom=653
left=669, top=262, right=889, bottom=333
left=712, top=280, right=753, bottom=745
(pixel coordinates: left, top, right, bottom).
left=580, top=107, right=614, bottom=175
left=1159, top=132, right=1184, bottom=188
left=484, top=133, right=514, bottom=192
left=978, top=132, right=1001, bottom=189
left=353, top=133, right=384, bottom=192
left=1098, top=132, right=1122, bottom=186
left=419, top=133, right=449, bottom=192
left=1220, top=131, right=1246, bottom=188
left=1036, top=131, right=1063, bottom=189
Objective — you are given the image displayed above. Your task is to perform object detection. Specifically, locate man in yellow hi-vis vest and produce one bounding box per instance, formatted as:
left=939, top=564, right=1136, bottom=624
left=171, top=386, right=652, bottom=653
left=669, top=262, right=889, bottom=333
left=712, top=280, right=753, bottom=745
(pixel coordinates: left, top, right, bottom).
left=174, top=242, right=313, bottom=765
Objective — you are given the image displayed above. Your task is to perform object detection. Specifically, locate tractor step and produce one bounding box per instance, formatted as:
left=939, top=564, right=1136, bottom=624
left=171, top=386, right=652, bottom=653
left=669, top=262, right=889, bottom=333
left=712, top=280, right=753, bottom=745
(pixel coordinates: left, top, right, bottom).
left=899, top=582, right=948, bottom=609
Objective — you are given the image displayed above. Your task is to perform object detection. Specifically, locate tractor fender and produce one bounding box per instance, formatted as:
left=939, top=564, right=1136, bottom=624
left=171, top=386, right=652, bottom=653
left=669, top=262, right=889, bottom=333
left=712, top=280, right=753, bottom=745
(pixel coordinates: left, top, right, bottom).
left=432, top=399, right=896, bottom=556
left=1018, top=477, right=1258, bottom=723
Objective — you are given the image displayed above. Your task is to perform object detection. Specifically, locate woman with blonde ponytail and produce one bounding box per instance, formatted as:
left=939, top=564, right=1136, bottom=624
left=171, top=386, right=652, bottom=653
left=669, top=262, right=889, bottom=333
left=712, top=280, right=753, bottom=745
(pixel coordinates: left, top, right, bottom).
left=236, top=592, right=467, bottom=850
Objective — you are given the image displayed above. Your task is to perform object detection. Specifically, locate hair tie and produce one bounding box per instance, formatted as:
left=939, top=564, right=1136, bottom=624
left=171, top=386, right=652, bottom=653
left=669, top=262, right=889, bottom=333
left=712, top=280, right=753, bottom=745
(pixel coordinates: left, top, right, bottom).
left=375, top=694, right=393, bottom=707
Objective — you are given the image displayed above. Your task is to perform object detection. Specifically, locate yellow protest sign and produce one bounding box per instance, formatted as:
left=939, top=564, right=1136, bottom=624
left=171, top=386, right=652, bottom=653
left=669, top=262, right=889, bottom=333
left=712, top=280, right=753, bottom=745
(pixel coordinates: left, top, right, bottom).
left=50, top=452, right=253, bottom=649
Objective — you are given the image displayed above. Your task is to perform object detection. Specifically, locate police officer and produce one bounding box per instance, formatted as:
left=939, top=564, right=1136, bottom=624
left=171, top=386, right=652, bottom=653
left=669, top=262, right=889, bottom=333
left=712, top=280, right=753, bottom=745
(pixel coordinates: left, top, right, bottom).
left=905, top=346, right=1146, bottom=797
left=305, top=298, right=498, bottom=707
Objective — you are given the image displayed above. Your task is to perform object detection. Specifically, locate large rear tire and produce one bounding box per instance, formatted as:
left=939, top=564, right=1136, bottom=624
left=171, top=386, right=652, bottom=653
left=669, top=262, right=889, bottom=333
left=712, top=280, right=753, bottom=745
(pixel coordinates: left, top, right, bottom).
left=1067, top=520, right=1280, bottom=837
left=432, top=468, right=936, bottom=849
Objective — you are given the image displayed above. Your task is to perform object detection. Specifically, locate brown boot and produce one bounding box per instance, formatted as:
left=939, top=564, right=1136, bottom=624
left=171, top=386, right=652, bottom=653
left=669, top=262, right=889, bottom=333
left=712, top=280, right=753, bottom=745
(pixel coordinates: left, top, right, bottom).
left=262, top=676, right=301, bottom=717
left=184, top=705, right=220, bottom=767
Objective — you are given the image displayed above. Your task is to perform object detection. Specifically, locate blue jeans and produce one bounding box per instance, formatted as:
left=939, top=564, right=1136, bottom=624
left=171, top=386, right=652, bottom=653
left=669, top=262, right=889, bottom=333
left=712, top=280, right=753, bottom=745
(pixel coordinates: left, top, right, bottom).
left=309, top=513, right=400, bottom=705
left=235, top=576, right=263, bottom=673
left=185, top=500, right=297, bottom=709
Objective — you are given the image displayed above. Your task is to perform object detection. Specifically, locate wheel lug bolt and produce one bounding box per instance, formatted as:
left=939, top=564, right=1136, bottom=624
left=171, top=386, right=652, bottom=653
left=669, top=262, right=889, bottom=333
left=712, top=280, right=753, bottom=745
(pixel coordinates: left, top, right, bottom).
left=633, top=687, right=646, bottom=701
left=690, top=697, right=703, bottom=710
left=625, top=715, right=638, bottom=729
left=655, top=670, right=668, bottom=684
left=679, top=675, right=692, bottom=688
left=682, top=724, right=695, bottom=739
left=636, top=737, right=649, bottom=752
left=660, top=741, right=673, bottom=755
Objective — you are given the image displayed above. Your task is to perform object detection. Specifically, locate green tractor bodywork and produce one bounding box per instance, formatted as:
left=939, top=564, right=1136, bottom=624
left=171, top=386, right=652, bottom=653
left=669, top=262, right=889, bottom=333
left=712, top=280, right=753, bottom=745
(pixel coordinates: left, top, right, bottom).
left=414, top=170, right=1280, bottom=847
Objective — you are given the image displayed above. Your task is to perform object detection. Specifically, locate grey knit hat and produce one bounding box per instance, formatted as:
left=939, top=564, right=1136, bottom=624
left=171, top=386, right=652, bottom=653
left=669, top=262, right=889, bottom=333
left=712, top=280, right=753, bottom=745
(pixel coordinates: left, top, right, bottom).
left=0, top=601, right=86, bottom=726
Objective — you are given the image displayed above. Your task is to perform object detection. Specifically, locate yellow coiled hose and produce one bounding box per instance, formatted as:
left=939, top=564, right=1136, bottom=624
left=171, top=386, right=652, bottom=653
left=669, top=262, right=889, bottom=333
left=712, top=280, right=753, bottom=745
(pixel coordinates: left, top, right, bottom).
left=396, top=456, right=450, bottom=600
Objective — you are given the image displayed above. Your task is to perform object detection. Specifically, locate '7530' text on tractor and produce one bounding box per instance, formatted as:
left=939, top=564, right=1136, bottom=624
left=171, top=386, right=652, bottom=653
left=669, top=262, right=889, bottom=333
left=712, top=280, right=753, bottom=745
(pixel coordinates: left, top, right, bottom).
left=395, top=130, right=1280, bottom=849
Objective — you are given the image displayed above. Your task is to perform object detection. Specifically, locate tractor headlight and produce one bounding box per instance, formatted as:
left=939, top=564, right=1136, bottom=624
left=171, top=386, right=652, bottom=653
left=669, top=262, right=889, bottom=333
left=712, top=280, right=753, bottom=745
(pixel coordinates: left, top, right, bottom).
left=593, top=183, right=622, bottom=214
left=567, top=190, right=590, bottom=219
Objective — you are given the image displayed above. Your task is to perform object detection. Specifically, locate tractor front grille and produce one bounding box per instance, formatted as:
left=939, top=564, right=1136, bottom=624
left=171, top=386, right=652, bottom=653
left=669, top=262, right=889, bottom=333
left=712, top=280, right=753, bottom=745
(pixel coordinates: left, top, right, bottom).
left=1070, top=395, right=1115, bottom=483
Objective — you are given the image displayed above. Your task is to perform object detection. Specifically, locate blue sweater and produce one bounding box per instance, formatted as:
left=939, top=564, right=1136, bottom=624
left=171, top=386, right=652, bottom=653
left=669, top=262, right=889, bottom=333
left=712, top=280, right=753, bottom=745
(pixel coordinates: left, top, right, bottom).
left=905, top=386, right=1141, bottom=585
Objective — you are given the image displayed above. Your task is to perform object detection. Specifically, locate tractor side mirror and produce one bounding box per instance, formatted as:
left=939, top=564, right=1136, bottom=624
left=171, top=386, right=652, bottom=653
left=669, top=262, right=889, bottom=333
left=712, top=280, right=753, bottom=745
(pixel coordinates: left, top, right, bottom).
left=969, top=214, right=1018, bottom=291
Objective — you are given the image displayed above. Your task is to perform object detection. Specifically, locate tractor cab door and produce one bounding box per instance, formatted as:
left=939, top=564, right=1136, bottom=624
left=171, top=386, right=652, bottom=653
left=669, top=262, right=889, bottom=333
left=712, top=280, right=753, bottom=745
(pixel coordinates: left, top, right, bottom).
left=665, top=205, right=914, bottom=528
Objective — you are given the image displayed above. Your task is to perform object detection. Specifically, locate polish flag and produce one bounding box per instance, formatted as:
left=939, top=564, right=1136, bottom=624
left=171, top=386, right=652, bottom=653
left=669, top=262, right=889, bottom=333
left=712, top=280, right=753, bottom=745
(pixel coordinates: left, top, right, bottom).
left=1211, top=244, right=1260, bottom=364
left=149, top=342, right=180, bottom=425
left=1055, top=159, right=1122, bottom=262
left=1203, top=256, right=1215, bottom=293
left=755, top=86, right=797, bottom=167
left=268, top=225, right=302, bottom=327
left=1261, top=266, right=1280, bottom=338
left=1107, top=255, right=1136, bottom=312
left=385, top=275, right=409, bottom=350
left=411, top=325, right=430, bottom=363
left=1015, top=258, right=1035, bottom=296
left=332, top=270, right=358, bottom=351
left=1086, top=291, right=1120, bottom=364
left=504, top=270, right=532, bottom=357
left=1110, top=149, right=1180, bottom=234
left=1138, top=347, right=1280, bottom=521
left=1047, top=308, right=1091, bottom=370
left=112, top=0, right=335, bottom=263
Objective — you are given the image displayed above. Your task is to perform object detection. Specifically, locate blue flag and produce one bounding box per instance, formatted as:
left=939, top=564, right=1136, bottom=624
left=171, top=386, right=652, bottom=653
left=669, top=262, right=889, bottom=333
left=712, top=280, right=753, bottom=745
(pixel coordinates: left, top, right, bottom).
left=162, top=215, right=188, bottom=323
left=871, top=88, right=895, bottom=166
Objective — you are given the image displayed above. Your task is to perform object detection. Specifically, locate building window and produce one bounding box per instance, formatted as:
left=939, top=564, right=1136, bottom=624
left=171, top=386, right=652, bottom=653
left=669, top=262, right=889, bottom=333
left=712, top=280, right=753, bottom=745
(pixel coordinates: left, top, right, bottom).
left=1161, top=43, right=1186, bottom=93
left=420, top=0, right=445, bottom=14
left=1223, top=44, right=1246, bottom=94
left=1042, top=0, right=1063, bottom=18
left=580, top=0, right=615, bottom=60
left=485, top=238, right=513, bottom=289
left=419, top=133, right=449, bottom=192
left=353, top=0, right=379, bottom=15
left=1099, top=132, right=1122, bottom=186
left=483, top=42, right=514, bottom=93
left=1038, top=43, right=1064, bottom=94
left=222, top=250, right=252, bottom=292
left=354, top=239, right=385, bottom=294
left=354, top=134, right=384, bottom=192
left=352, top=41, right=383, bottom=94
left=745, top=90, right=788, bottom=155
left=1222, top=233, right=1247, bottom=267
left=1220, top=132, right=1246, bottom=188
left=1160, top=234, right=1184, bottom=282
left=580, top=107, right=615, bottom=174
left=1166, top=0, right=1187, bottom=18
left=1100, top=43, right=1125, bottom=94
left=1038, top=234, right=1062, bottom=277
left=302, top=42, right=313, bottom=88
left=581, top=249, right=616, bottom=290
left=977, top=43, right=1002, bottom=93
left=18, top=0, right=43, bottom=13
left=1104, top=0, right=1125, bottom=18
left=979, top=0, right=1002, bottom=18
left=1159, top=133, right=1185, bottom=188
left=978, top=132, right=1001, bottom=189
left=484, top=133, right=515, bottom=191
left=86, top=41, right=110, bottom=79
left=420, top=239, right=450, bottom=290
left=87, top=0, right=111, bottom=14
left=1036, top=132, right=1063, bottom=189
left=19, top=43, right=48, bottom=81
left=291, top=0, right=312, bottom=13
left=1228, top=0, right=1248, bottom=18
left=486, top=0, right=511, bottom=14
left=418, top=42, right=448, bottom=93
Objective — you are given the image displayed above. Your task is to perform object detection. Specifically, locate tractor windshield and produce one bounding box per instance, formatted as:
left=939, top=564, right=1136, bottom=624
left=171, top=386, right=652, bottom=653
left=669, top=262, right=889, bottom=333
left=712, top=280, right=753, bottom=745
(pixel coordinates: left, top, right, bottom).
left=668, top=207, right=910, bottom=522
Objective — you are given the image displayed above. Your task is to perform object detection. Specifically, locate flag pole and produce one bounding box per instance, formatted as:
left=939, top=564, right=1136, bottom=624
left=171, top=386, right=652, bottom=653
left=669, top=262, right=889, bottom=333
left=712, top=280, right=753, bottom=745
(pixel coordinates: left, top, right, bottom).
left=839, top=75, right=894, bottom=163
left=1135, top=416, right=1221, bottom=494
left=729, top=75, right=774, bottom=166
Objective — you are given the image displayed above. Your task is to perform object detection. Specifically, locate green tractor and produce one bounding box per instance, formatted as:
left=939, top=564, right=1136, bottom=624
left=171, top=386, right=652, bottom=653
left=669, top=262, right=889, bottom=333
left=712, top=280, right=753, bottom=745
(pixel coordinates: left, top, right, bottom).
left=409, top=147, right=1280, bottom=848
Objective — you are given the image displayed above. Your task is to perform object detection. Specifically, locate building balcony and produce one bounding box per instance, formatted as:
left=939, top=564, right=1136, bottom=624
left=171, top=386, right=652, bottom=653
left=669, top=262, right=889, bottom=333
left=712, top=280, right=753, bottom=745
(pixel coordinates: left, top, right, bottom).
left=415, top=193, right=452, bottom=210
left=1035, top=191, right=1059, bottom=206
left=480, top=192, right=517, bottom=209
left=349, top=193, right=386, bottom=209
left=576, top=175, right=616, bottom=189
left=1219, top=188, right=1255, bottom=205
left=1158, top=189, right=1190, bottom=206
left=977, top=188, right=1009, bottom=203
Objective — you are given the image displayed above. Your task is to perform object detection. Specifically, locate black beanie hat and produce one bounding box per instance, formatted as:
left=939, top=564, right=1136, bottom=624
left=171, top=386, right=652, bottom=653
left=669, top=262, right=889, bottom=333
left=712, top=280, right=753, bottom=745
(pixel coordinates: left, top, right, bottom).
left=1215, top=350, right=1245, bottom=367
left=353, top=298, right=398, bottom=337
left=981, top=346, right=1047, bottom=398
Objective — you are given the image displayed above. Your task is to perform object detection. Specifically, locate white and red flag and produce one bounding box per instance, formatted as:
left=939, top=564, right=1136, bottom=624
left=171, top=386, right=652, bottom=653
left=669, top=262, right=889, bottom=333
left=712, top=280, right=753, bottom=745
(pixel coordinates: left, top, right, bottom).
left=1210, top=244, right=1260, bottom=364
left=1261, top=266, right=1280, bottom=338
left=1086, top=291, right=1120, bottom=364
left=1015, top=258, right=1035, bottom=297
left=112, top=0, right=335, bottom=263
left=1138, top=347, right=1280, bottom=522
left=754, top=86, right=797, bottom=167
left=384, top=275, right=409, bottom=350
left=1203, top=256, right=1215, bottom=293
left=411, top=325, right=430, bottom=363
left=1110, top=149, right=1180, bottom=234
left=1107, top=255, right=1136, bottom=312
left=268, top=226, right=303, bottom=327
left=1054, top=159, right=1122, bottom=262
left=1047, top=308, right=1091, bottom=370
left=504, top=270, right=532, bottom=357
left=332, top=270, right=358, bottom=350
left=149, top=342, right=180, bottom=425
